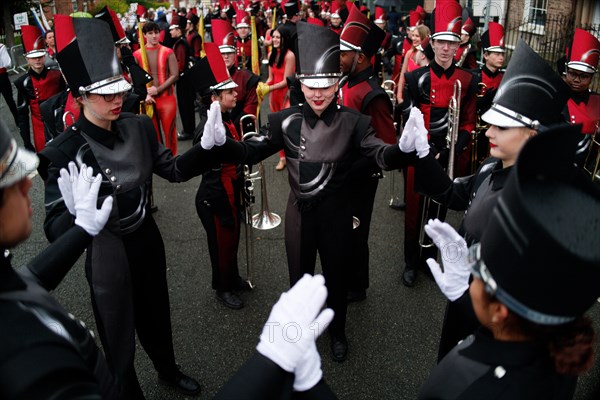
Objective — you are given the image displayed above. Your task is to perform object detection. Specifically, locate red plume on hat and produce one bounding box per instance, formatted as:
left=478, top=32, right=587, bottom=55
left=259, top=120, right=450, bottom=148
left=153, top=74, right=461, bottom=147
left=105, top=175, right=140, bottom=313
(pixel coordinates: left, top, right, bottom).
left=374, top=6, right=386, bottom=24
left=95, top=5, right=129, bottom=44
left=189, top=43, right=237, bottom=94
left=21, top=25, right=46, bottom=58
left=461, top=17, right=476, bottom=37
left=330, top=0, right=340, bottom=17
left=408, top=10, right=423, bottom=29
left=212, top=19, right=237, bottom=53
left=136, top=4, right=147, bottom=17
left=307, top=17, right=325, bottom=27
left=566, top=28, right=600, bottom=74
left=432, top=0, right=462, bottom=42
left=481, top=22, right=505, bottom=53
left=415, top=5, right=426, bottom=20
left=340, top=6, right=371, bottom=52
left=235, top=10, right=250, bottom=27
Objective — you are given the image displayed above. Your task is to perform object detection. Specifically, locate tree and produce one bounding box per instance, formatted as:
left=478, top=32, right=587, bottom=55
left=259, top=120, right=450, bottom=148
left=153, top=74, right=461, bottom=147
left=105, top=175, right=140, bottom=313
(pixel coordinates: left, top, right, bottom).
left=1, top=0, right=35, bottom=47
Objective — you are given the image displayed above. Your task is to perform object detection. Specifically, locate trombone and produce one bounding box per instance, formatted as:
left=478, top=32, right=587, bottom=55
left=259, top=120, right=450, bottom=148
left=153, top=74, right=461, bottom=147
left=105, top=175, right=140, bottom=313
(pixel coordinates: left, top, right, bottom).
left=418, top=80, right=461, bottom=248
left=239, top=115, right=282, bottom=287
left=382, top=80, right=404, bottom=209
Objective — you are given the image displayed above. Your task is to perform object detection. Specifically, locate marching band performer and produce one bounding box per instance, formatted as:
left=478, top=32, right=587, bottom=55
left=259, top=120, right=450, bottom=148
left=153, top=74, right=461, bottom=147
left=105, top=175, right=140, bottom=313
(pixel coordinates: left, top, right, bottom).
left=398, top=0, right=477, bottom=287
left=198, top=21, right=415, bottom=362
left=191, top=43, right=250, bottom=310
left=14, top=25, right=64, bottom=152
left=560, top=28, right=600, bottom=169
left=40, top=16, right=212, bottom=398
left=399, top=39, right=571, bottom=360
left=213, top=124, right=600, bottom=400
left=453, top=17, right=477, bottom=69
left=212, top=19, right=260, bottom=127
left=338, top=6, right=395, bottom=302
left=473, top=22, right=506, bottom=167
left=235, top=12, right=253, bottom=70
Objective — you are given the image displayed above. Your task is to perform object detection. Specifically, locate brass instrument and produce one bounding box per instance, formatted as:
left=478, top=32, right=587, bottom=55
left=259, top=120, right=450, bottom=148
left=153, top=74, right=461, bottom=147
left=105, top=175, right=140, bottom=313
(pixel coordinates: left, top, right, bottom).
left=583, top=128, right=600, bottom=183
left=456, top=43, right=471, bottom=67
left=239, top=38, right=247, bottom=70
left=239, top=114, right=281, bottom=230
left=419, top=80, right=461, bottom=248
left=382, top=80, right=405, bottom=209
left=473, top=82, right=490, bottom=173
left=240, top=115, right=261, bottom=288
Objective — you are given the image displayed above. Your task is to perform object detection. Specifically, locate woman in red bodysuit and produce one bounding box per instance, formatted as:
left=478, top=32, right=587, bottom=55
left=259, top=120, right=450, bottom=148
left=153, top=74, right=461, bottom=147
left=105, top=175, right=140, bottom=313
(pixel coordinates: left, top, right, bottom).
left=266, top=27, right=295, bottom=171
left=397, top=25, right=430, bottom=105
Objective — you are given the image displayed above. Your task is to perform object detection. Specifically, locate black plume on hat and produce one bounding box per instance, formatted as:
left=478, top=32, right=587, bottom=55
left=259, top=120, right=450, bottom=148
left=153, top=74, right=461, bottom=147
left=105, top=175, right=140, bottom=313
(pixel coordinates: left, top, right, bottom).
left=482, top=39, right=570, bottom=129
left=476, top=123, right=600, bottom=325
left=296, top=21, right=341, bottom=88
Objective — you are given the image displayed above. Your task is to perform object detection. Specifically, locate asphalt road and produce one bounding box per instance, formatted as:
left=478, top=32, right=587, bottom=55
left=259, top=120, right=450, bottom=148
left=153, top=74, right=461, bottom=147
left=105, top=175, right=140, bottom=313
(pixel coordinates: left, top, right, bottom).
left=2, top=73, right=599, bottom=400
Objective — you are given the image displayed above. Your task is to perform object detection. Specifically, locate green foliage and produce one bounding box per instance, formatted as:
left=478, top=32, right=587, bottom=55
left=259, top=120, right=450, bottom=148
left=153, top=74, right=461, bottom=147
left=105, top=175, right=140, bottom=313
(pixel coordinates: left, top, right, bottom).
left=91, top=0, right=130, bottom=15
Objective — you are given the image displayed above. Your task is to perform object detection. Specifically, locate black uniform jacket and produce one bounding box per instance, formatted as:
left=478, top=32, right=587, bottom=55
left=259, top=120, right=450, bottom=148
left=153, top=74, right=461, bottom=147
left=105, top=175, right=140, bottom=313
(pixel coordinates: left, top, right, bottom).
left=40, top=112, right=212, bottom=240
left=215, top=102, right=412, bottom=209
left=419, top=331, right=576, bottom=400
left=0, top=227, right=118, bottom=399
left=413, top=155, right=509, bottom=245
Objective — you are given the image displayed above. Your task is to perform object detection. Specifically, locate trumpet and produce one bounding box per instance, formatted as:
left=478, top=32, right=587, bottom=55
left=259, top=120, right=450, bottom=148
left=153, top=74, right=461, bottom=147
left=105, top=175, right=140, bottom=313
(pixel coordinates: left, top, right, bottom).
left=419, top=80, right=461, bottom=248
left=583, top=129, right=600, bottom=183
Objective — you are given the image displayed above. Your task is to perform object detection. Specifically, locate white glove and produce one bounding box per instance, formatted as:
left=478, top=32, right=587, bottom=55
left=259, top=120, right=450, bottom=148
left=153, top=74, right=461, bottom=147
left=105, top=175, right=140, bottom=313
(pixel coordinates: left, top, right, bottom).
left=411, top=108, right=430, bottom=158
left=72, top=164, right=114, bottom=236
left=212, top=102, right=227, bottom=146
left=256, top=274, right=334, bottom=373
left=57, top=161, right=78, bottom=216
left=398, top=110, right=417, bottom=153
left=293, top=341, right=322, bottom=392
left=424, top=219, right=470, bottom=301
left=200, top=101, right=217, bottom=150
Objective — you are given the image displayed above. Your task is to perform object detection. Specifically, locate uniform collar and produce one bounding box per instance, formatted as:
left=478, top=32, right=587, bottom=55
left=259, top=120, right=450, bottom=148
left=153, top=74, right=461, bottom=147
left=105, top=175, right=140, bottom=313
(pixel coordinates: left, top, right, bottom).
left=459, top=330, right=547, bottom=368
left=0, top=250, right=27, bottom=292
left=482, top=64, right=501, bottom=78
left=490, top=161, right=512, bottom=191
left=78, top=114, right=120, bottom=149
left=347, top=67, right=374, bottom=88
left=303, top=101, right=338, bottom=128
left=570, top=89, right=590, bottom=105
left=29, top=67, right=48, bottom=80
left=431, top=60, right=455, bottom=79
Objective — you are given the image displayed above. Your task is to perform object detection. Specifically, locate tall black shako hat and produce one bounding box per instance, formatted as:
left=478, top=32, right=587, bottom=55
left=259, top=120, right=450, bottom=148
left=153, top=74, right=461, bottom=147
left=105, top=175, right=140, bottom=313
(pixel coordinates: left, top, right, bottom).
left=296, top=21, right=341, bottom=88
left=482, top=39, right=569, bottom=129
left=0, top=119, right=38, bottom=189
left=55, top=15, right=131, bottom=98
left=188, top=42, right=237, bottom=96
left=472, top=123, right=600, bottom=326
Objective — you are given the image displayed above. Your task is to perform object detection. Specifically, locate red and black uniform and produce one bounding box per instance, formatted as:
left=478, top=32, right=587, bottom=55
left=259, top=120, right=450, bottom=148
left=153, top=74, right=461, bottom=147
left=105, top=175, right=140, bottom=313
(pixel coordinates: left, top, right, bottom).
left=173, top=35, right=196, bottom=136
left=229, top=65, right=260, bottom=126
left=236, top=36, right=253, bottom=70
left=186, top=30, right=203, bottom=58
left=329, top=24, right=343, bottom=35
left=562, top=90, right=600, bottom=167
left=340, top=67, right=397, bottom=294
left=14, top=67, right=64, bottom=152
left=401, top=60, right=477, bottom=271
left=454, top=43, right=477, bottom=69
left=194, top=112, right=246, bottom=292
left=474, top=65, right=504, bottom=165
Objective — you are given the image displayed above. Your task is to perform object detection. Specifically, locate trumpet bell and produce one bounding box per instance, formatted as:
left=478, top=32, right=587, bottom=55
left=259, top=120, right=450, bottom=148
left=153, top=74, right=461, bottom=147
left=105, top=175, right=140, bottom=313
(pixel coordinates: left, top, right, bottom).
left=252, top=211, right=281, bottom=230
left=352, top=216, right=360, bottom=229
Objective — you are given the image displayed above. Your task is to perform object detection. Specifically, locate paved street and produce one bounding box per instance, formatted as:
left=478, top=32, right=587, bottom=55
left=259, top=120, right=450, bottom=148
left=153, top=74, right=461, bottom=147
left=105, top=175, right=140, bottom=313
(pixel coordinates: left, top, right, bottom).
left=2, top=75, right=599, bottom=399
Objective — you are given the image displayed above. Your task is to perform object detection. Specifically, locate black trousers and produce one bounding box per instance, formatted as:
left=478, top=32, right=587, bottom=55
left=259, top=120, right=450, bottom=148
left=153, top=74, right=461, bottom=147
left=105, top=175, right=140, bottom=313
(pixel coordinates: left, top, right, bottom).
left=0, top=71, right=18, bottom=124
left=284, top=192, right=351, bottom=339
left=347, top=175, right=379, bottom=292
left=86, top=216, right=178, bottom=399
left=176, top=75, right=196, bottom=135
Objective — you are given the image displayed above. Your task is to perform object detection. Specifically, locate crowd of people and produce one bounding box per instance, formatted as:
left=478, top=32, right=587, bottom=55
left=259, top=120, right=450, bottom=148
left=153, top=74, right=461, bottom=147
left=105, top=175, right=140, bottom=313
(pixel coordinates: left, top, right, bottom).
left=1, top=0, right=600, bottom=398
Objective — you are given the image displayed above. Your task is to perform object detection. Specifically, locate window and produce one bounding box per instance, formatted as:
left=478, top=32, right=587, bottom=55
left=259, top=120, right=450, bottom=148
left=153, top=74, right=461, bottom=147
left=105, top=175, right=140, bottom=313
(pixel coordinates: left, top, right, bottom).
left=524, top=0, right=548, bottom=25
left=520, top=0, right=548, bottom=34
